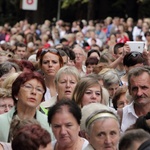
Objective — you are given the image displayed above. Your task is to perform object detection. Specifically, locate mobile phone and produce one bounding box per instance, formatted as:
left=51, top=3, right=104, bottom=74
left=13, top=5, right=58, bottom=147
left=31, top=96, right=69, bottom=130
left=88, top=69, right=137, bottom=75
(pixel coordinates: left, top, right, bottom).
left=126, top=41, right=145, bottom=53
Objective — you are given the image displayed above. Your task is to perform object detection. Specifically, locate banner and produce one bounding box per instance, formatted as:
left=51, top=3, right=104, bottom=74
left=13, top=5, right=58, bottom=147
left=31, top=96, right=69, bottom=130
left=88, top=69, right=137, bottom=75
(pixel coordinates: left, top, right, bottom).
left=22, top=0, right=38, bottom=10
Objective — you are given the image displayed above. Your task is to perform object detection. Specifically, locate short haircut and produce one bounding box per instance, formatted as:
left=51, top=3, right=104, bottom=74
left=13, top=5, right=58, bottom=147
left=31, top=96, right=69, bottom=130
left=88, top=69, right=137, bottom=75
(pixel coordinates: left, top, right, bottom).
left=123, top=51, right=144, bottom=67
left=12, top=124, right=51, bottom=150
left=119, top=129, right=150, bottom=150
left=102, top=69, right=120, bottom=88
left=128, top=66, right=150, bottom=91
left=87, top=49, right=101, bottom=58
left=54, top=66, right=80, bottom=85
left=48, top=99, right=81, bottom=125
left=12, top=71, right=46, bottom=104
left=114, top=43, right=124, bottom=54
left=85, top=57, right=99, bottom=66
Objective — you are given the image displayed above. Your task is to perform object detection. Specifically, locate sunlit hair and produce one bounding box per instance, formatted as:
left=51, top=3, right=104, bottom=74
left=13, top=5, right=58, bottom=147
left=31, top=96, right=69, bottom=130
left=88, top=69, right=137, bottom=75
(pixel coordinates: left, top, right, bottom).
left=72, top=76, right=102, bottom=107
left=54, top=66, right=80, bottom=85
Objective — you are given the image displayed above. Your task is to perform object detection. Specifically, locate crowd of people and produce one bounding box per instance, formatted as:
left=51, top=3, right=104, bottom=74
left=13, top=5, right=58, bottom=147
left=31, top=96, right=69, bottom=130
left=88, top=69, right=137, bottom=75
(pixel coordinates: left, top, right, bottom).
left=1, top=16, right=150, bottom=149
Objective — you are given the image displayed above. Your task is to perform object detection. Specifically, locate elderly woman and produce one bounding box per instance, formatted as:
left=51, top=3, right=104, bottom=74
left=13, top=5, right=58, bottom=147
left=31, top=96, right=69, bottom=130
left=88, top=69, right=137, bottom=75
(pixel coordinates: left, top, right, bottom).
left=81, top=104, right=120, bottom=150
left=72, top=76, right=104, bottom=108
left=100, top=68, right=121, bottom=107
left=48, top=99, right=89, bottom=150
left=0, top=71, right=53, bottom=142
left=40, top=65, right=80, bottom=110
left=0, top=88, right=14, bottom=114
left=38, top=48, right=64, bottom=101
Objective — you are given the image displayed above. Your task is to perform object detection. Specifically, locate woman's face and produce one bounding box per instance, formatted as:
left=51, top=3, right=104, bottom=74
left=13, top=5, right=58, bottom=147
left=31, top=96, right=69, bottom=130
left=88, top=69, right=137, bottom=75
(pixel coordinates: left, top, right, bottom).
left=73, top=48, right=85, bottom=64
left=51, top=106, right=80, bottom=148
left=82, top=84, right=101, bottom=107
left=41, top=52, right=61, bottom=77
left=117, top=93, right=129, bottom=109
left=17, top=79, right=44, bottom=108
left=88, top=118, right=120, bottom=150
left=56, top=73, right=78, bottom=100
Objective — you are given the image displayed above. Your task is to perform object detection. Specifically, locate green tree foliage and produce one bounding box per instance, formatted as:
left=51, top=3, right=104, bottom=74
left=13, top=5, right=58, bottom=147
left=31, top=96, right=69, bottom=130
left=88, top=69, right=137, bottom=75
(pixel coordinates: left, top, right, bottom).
left=61, top=0, right=88, bottom=8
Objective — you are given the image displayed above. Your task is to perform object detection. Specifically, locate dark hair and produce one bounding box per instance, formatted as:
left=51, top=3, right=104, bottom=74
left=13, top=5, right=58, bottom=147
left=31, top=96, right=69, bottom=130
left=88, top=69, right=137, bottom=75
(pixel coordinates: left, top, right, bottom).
left=87, top=49, right=100, bottom=59
left=15, top=42, right=27, bottom=48
left=85, top=57, right=99, bottom=66
left=12, top=124, right=51, bottom=150
left=123, top=51, right=144, bottom=67
left=12, top=71, right=46, bottom=103
left=145, top=31, right=150, bottom=37
left=19, top=60, right=35, bottom=71
left=133, top=112, right=150, bottom=134
left=60, top=38, right=68, bottom=43
left=119, top=129, right=150, bottom=150
left=48, top=99, right=81, bottom=125
left=114, top=43, right=124, bottom=54
left=57, top=46, right=76, bottom=60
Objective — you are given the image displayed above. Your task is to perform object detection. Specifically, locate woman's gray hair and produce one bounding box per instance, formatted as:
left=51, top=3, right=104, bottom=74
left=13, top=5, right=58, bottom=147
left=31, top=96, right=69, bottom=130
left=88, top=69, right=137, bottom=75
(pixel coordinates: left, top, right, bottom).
left=101, top=69, right=120, bottom=88
left=54, top=66, right=80, bottom=85
left=80, top=103, right=111, bottom=132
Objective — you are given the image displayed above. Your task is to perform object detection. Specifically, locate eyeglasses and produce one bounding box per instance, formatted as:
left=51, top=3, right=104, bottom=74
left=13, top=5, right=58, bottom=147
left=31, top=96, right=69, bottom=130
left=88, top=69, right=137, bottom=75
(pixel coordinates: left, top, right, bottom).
left=75, top=53, right=83, bottom=57
left=0, top=104, right=13, bottom=110
left=21, top=84, right=45, bottom=94
left=41, top=48, right=60, bottom=56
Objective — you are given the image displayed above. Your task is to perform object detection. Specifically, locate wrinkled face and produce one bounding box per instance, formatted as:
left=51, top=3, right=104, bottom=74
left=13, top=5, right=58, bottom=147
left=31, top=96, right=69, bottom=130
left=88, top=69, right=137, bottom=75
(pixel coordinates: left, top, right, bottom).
left=107, top=83, right=120, bottom=99
left=56, top=74, right=78, bottom=100
left=17, top=79, right=44, bottom=108
left=88, top=118, right=120, bottom=150
left=129, top=72, right=150, bottom=106
left=117, top=93, right=129, bottom=109
left=0, top=97, right=14, bottom=114
left=41, top=52, right=61, bottom=77
left=15, top=46, right=27, bottom=59
left=82, top=84, right=102, bottom=107
left=51, top=106, right=80, bottom=148
left=73, top=48, right=85, bottom=64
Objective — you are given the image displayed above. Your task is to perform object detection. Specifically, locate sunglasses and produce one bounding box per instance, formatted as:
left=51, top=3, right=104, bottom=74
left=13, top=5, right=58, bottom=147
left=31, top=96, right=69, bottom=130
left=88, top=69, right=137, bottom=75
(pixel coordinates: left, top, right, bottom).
left=40, top=48, right=60, bottom=56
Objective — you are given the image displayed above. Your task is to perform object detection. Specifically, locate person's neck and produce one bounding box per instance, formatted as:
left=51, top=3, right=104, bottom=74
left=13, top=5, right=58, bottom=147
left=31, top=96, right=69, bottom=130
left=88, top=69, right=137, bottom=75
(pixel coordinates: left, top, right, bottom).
left=17, top=103, right=36, bottom=120
left=55, top=137, right=82, bottom=150
left=134, top=103, right=150, bottom=117
left=116, top=64, right=125, bottom=71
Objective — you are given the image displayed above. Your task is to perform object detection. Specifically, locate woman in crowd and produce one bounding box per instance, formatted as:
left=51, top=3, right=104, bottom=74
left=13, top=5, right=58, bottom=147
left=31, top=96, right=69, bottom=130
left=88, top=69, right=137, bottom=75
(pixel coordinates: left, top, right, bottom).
left=100, top=68, right=121, bottom=107
left=39, top=48, right=64, bottom=101
left=0, top=71, right=53, bottom=142
left=72, top=45, right=86, bottom=77
left=0, top=88, right=14, bottom=115
left=40, top=65, right=80, bottom=110
left=48, top=99, right=89, bottom=150
left=82, top=108, right=120, bottom=150
left=112, top=86, right=129, bottom=110
left=72, top=76, right=104, bottom=108
left=12, top=123, right=52, bottom=150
